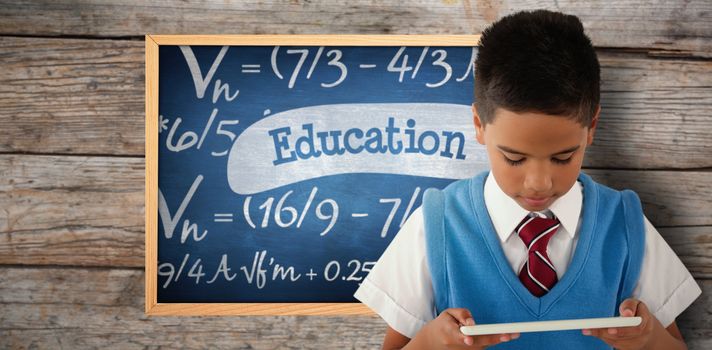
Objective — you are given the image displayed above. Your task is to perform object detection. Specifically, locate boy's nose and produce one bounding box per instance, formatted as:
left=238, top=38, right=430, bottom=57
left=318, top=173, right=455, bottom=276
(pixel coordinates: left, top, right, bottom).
left=524, top=171, right=553, bottom=193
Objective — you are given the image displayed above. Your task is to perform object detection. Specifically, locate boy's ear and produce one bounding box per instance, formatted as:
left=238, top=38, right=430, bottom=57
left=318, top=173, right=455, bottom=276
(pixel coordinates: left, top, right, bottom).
left=472, top=104, right=485, bottom=145
left=587, top=105, right=601, bottom=146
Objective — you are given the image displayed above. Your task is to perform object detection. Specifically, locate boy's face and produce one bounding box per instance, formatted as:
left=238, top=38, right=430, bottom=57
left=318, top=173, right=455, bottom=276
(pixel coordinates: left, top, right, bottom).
left=473, top=105, right=599, bottom=212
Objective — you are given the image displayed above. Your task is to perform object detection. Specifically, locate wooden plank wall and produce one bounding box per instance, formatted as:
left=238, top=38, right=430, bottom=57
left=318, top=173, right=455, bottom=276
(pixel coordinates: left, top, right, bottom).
left=1, top=1, right=710, bottom=348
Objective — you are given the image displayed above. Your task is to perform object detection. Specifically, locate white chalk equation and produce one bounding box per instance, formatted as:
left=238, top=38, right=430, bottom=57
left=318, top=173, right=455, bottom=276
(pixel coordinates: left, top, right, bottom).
left=179, top=45, right=476, bottom=91
left=157, top=176, right=408, bottom=290
left=161, top=108, right=240, bottom=156
left=239, top=186, right=422, bottom=238
left=159, top=178, right=423, bottom=243
left=158, top=251, right=376, bottom=290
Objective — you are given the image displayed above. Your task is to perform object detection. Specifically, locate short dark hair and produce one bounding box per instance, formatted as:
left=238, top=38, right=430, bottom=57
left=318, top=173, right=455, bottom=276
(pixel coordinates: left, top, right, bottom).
left=474, top=10, right=600, bottom=126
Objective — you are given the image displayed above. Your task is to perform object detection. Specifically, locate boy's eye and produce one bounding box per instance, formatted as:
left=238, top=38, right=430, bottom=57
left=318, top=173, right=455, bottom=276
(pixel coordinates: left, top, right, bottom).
left=503, top=155, right=573, bottom=166
left=551, top=156, right=573, bottom=165
left=504, top=156, right=525, bottom=166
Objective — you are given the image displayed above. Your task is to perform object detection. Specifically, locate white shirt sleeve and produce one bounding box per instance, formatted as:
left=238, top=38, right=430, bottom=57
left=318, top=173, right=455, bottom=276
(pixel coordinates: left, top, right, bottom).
left=353, top=206, right=436, bottom=339
left=631, top=216, right=702, bottom=327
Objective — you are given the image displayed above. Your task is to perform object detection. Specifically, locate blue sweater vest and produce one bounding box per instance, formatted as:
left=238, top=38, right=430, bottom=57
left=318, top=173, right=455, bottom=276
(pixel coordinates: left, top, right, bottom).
left=422, top=171, right=645, bottom=349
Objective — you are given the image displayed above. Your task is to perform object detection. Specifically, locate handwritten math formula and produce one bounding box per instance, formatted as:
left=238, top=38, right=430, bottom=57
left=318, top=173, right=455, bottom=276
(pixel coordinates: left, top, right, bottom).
left=156, top=43, right=487, bottom=302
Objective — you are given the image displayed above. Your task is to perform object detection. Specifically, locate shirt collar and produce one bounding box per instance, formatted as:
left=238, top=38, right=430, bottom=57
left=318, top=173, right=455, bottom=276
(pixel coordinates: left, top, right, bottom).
left=483, top=172, right=582, bottom=243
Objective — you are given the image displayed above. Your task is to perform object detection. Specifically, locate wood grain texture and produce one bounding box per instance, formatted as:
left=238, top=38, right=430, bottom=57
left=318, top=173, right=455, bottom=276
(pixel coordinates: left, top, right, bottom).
left=147, top=302, right=374, bottom=316
left=149, top=34, right=482, bottom=46
left=587, top=169, right=712, bottom=227
left=585, top=51, right=712, bottom=169
left=0, top=266, right=708, bottom=349
left=145, top=34, right=159, bottom=316
left=0, top=36, right=145, bottom=155
left=1, top=36, right=711, bottom=168
left=658, top=226, right=712, bottom=280
left=0, top=267, right=383, bottom=349
left=0, top=0, right=710, bottom=56
left=0, top=155, right=144, bottom=267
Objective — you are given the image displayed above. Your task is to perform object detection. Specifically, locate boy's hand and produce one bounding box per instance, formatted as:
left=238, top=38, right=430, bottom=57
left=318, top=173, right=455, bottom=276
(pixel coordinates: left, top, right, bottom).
left=582, top=298, right=657, bottom=350
left=410, top=308, right=520, bottom=349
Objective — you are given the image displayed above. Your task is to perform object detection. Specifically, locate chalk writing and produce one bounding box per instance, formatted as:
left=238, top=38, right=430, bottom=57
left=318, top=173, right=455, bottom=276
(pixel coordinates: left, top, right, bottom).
left=157, top=43, right=486, bottom=302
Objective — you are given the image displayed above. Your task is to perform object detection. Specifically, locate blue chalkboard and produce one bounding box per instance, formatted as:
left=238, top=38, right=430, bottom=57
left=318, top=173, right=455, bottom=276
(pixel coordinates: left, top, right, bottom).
left=156, top=42, right=489, bottom=303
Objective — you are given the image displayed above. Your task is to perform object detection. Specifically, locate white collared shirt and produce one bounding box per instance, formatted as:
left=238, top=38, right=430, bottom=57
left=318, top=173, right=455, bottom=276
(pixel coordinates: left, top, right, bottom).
left=485, top=172, right=583, bottom=279
left=354, top=173, right=702, bottom=339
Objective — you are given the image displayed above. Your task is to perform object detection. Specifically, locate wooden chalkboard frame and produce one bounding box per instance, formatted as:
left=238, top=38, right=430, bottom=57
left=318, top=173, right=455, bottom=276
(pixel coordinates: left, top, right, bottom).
left=145, top=34, right=481, bottom=316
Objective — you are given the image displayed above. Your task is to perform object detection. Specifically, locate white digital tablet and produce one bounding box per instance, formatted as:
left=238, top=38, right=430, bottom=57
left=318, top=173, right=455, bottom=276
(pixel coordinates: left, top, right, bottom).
left=460, top=316, right=642, bottom=336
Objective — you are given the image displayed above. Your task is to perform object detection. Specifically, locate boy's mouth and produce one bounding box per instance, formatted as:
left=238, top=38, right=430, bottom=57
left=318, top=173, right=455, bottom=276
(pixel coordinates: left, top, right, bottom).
left=521, top=196, right=552, bottom=208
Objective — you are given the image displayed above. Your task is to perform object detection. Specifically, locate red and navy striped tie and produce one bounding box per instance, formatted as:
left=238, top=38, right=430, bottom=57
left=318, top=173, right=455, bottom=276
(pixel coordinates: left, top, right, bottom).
left=516, top=214, right=561, bottom=297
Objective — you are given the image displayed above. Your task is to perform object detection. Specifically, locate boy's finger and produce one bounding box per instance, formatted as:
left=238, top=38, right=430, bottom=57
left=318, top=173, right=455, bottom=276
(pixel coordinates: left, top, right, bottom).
left=619, top=298, right=641, bottom=317
left=585, top=327, right=639, bottom=343
left=596, top=331, right=644, bottom=348
left=607, top=324, right=643, bottom=338
left=585, top=328, right=627, bottom=347
left=583, top=328, right=605, bottom=338
left=444, top=308, right=474, bottom=326
left=616, top=301, right=650, bottom=337
left=473, top=333, right=510, bottom=347
left=443, top=309, right=477, bottom=346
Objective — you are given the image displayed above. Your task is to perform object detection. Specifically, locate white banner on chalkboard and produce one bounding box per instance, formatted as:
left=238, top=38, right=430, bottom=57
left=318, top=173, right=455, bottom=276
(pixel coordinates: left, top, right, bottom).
left=227, top=103, right=489, bottom=194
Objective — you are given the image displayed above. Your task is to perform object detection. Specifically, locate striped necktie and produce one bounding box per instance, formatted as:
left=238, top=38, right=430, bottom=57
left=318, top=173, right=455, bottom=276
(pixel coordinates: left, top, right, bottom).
left=516, top=214, right=561, bottom=297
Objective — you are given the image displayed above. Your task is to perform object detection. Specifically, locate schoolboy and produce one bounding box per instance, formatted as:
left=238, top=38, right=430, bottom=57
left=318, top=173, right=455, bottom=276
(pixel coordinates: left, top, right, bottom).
left=354, top=9, right=701, bottom=349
